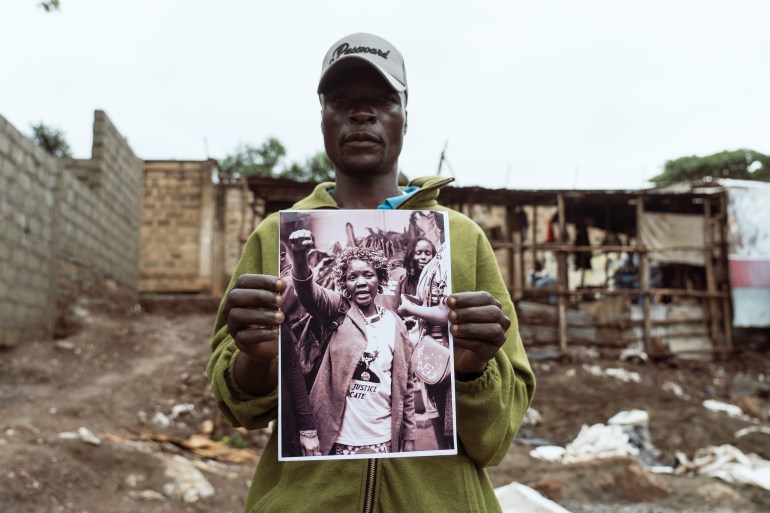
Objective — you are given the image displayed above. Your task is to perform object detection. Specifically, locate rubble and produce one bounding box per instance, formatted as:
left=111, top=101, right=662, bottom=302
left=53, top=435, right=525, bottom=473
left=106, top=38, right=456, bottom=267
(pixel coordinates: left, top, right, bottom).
left=3, top=308, right=769, bottom=512
left=160, top=454, right=215, bottom=503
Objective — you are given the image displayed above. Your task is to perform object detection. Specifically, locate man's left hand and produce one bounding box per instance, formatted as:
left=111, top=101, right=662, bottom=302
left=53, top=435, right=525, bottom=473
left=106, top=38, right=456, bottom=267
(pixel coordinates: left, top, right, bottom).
left=448, top=291, right=510, bottom=376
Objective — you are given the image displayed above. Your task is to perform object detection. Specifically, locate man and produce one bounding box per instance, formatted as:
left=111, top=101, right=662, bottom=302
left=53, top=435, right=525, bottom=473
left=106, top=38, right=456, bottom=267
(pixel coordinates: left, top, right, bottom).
left=208, top=32, right=535, bottom=512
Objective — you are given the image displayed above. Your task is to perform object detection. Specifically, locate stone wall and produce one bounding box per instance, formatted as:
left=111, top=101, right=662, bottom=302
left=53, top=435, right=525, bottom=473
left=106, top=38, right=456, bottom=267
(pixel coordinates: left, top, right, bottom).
left=0, top=111, right=143, bottom=346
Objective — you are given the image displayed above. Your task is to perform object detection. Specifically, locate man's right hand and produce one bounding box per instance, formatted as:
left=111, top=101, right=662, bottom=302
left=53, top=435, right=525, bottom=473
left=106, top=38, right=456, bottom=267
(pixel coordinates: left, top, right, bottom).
left=225, top=274, right=285, bottom=395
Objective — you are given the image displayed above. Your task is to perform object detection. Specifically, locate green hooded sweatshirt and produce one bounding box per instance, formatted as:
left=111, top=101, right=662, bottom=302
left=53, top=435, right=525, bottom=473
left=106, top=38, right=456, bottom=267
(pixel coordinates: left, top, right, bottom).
left=208, top=176, right=536, bottom=513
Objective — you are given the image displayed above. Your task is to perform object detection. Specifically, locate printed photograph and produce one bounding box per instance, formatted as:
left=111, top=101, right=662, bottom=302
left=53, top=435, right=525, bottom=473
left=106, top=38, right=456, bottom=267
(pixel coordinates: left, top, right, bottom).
left=278, top=209, right=457, bottom=461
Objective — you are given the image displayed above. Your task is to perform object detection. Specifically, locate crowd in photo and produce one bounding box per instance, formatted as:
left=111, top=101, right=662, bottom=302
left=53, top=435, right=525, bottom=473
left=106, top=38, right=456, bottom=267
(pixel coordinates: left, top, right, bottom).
left=279, top=210, right=454, bottom=458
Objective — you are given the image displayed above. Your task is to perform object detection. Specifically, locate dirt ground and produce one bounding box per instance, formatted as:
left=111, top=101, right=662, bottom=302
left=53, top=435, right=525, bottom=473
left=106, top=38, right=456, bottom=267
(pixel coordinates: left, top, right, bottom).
left=1, top=298, right=769, bottom=513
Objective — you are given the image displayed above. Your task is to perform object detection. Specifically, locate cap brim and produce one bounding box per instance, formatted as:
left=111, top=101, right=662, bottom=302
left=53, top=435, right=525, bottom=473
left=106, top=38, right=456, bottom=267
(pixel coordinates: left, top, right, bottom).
left=317, top=55, right=406, bottom=95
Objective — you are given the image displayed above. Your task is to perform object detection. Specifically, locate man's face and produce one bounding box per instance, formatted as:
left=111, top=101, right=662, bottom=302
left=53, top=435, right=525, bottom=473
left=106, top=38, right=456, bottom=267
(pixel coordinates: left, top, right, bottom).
left=321, top=66, right=406, bottom=178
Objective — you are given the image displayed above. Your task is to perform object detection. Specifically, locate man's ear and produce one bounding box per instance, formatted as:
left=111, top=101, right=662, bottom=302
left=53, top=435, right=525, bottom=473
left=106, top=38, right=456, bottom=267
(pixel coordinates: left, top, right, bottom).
left=404, top=111, right=408, bottom=135
left=319, top=95, right=325, bottom=133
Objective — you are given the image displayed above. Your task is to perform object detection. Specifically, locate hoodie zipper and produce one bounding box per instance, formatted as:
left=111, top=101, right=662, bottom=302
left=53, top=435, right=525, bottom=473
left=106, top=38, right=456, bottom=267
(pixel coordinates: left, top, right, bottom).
left=356, top=178, right=449, bottom=513
left=363, top=458, right=377, bottom=513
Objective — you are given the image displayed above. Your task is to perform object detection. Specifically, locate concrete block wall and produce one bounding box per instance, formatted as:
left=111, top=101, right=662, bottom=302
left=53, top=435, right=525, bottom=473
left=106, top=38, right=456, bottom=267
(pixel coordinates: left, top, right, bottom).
left=140, top=160, right=217, bottom=293
left=223, top=183, right=250, bottom=284
left=0, top=115, right=59, bottom=346
left=0, top=111, right=143, bottom=346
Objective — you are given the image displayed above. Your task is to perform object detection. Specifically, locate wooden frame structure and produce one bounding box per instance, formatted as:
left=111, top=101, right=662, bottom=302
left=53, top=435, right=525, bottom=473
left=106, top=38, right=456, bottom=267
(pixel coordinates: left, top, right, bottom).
left=438, top=186, right=733, bottom=357
left=246, top=177, right=734, bottom=357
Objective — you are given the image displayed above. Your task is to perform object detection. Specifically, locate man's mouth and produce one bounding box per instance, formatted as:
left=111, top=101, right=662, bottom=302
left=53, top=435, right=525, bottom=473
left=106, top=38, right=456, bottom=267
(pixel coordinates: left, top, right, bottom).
left=343, top=132, right=381, bottom=144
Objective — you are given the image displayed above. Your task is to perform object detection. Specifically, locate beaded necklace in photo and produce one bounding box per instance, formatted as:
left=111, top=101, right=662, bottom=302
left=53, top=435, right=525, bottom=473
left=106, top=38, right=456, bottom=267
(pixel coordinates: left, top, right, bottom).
left=355, top=303, right=386, bottom=325
left=354, top=303, right=387, bottom=382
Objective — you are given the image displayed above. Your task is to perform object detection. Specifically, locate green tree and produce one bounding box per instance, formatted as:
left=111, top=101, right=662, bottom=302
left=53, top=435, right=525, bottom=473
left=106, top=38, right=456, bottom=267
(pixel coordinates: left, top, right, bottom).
left=279, top=152, right=333, bottom=182
left=30, top=122, right=72, bottom=158
left=218, top=138, right=287, bottom=179
left=218, top=138, right=333, bottom=183
left=651, top=149, right=770, bottom=186
left=39, top=0, right=61, bottom=12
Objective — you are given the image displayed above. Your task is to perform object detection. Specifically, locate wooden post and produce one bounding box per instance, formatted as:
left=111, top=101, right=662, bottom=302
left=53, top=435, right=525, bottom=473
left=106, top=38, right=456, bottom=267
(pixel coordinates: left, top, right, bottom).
left=604, top=205, right=612, bottom=287
left=703, top=198, right=722, bottom=349
left=506, top=205, right=518, bottom=298
left=718, top=193, right=734, bottom=349
left=636, top=196, right=652, bottom=355
left=532, top=204, right=539, bottom=288
left=518, top=207, right=527, bottom=299
left=557, top=193, right=568, bottom=355
left=212, top=183, right=226, bottom=295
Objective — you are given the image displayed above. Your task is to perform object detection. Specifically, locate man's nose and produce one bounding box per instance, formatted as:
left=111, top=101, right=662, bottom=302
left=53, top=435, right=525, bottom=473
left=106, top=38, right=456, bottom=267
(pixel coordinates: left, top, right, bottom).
left=349, top=105, right=376, bottom=124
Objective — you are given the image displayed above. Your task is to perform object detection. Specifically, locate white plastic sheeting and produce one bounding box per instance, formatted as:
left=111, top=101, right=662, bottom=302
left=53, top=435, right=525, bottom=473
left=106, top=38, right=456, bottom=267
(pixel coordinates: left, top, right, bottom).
left=529, top=410, right=668, bottom=470
left=675, top=444, right=770, bottom=491
left=702, top=399, right=749, bottom=419
left=495, top=482, right=573, bottom=513
left=527, top=407, right=770, bottom=493
left=530, top=423, right=639, bottom=464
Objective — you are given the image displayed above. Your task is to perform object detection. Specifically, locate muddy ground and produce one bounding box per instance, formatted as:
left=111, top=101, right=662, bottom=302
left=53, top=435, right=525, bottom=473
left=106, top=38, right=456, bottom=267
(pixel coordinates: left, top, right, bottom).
left=1, top=298, right=769, bottom=513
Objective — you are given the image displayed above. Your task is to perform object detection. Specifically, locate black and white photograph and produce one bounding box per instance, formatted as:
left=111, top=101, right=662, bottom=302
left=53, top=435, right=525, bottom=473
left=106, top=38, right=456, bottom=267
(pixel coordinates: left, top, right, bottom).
left=278, top=209, right=457, bottom=461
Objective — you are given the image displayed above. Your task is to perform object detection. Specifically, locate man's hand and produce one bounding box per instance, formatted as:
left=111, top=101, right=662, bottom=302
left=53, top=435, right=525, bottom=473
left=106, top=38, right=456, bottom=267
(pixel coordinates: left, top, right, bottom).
left=225, top=274, right=285, bottom=395
left=447, top=291, right=510, bottom=377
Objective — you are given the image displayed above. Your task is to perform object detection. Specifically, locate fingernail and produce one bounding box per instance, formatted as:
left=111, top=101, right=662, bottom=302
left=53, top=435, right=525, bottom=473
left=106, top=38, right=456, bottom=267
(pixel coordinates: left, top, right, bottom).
left=451, top=325, right=459, bottom=334
left=275, top=312, right=284, bottom=323
left=448, top=311, right=457, bottom=322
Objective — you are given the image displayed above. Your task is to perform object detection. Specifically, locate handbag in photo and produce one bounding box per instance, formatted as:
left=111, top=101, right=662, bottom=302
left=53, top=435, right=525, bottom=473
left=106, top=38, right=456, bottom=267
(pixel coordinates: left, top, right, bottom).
left=411, top=334, right=451, bottom=385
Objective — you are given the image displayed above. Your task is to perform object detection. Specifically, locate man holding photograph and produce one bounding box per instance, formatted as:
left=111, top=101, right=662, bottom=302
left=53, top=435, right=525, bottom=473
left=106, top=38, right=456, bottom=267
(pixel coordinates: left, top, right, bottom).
left=208, top=32, right=535, bottom=512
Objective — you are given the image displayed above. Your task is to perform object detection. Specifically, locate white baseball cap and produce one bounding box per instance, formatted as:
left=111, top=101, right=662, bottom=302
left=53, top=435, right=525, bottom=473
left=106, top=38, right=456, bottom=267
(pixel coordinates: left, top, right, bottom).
left=318, top=33, right=407, bottom=102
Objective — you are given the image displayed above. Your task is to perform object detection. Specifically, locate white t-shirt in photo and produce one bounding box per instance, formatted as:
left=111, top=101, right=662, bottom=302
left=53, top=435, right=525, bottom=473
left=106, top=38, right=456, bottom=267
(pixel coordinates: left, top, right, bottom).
left=336, top=308, right=396, bottom=446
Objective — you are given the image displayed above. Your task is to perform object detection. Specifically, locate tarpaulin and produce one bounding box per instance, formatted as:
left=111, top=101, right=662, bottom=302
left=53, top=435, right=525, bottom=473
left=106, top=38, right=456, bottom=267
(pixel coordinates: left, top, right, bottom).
left=724, top=180, right=770, bottom=327
left=639, top=212, right=705, bottom=266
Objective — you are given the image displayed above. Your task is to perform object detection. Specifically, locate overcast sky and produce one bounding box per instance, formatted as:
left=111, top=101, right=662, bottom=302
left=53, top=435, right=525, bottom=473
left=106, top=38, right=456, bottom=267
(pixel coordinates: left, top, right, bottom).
left=2, top=0, right=768, bottom=190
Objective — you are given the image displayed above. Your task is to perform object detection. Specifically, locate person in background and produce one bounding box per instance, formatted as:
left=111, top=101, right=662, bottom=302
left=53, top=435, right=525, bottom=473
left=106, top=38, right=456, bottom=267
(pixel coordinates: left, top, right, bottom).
left=362, top=231, right=406, bottom=313
left=398, top=239, right=453, bottom=449
left=402, top=236, right=436, bottom=297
